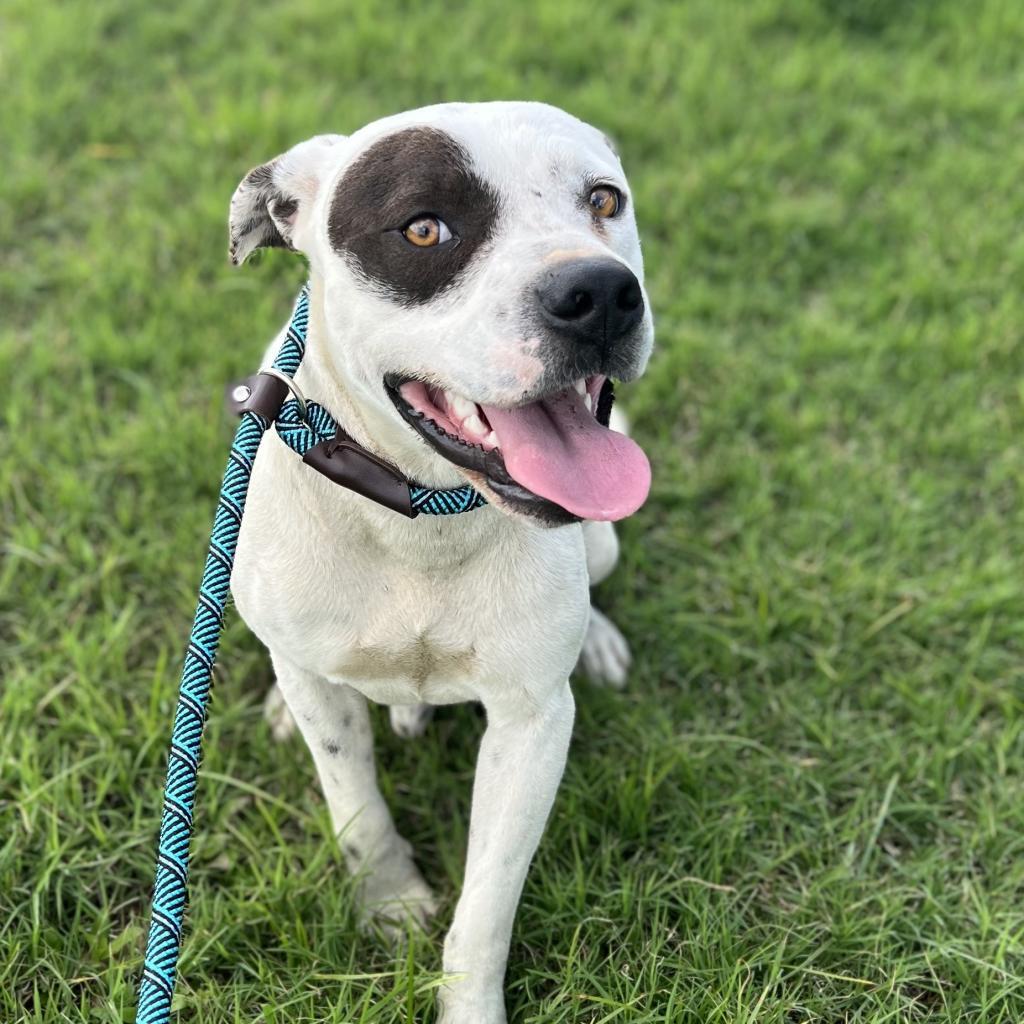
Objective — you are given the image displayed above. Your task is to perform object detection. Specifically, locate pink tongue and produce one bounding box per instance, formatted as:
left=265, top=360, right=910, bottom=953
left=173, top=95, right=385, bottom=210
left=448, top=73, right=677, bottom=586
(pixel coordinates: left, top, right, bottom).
left=480, top=390, right=651, bottom=521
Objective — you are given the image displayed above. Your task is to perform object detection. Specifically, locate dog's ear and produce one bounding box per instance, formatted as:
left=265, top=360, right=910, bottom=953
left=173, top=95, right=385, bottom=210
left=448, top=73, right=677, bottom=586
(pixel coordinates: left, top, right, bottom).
left=229, top=134, right=346, bottom=265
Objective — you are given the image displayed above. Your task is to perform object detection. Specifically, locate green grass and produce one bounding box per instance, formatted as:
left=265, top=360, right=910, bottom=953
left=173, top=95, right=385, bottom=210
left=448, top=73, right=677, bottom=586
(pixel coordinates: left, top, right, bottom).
left=2, top=0, right=1024, bottom=1020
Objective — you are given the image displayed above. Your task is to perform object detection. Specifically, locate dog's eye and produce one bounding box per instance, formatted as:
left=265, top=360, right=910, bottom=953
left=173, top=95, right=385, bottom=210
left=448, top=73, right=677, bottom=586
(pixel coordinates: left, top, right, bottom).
left=402, top=215, right=452, bottom=247
left=588, top=186, right=621, bottom=219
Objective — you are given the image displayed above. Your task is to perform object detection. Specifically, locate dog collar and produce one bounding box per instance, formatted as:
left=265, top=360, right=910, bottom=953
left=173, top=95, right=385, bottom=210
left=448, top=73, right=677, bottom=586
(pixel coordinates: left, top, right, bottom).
left=227, top=285, right=486, bottom=518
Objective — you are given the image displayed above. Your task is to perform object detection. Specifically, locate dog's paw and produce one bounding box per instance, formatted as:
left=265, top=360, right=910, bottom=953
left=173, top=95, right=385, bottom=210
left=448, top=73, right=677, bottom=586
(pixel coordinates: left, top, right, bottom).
left=577, top=606, right=631, bottom=689
left=389, top=702, right=434, bottom=739
left=263, top=682, right=297, bottom=741
left=356, top=843, right=438, bottom=941
left=436, top=985, right=508, bottom=1024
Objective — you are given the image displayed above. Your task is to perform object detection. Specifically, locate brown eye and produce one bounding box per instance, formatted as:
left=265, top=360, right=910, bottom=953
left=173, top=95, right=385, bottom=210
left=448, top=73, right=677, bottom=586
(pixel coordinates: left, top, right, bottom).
left=589, top=186, right=621, bottom=219
left=402, top=215, right=452, bottom=247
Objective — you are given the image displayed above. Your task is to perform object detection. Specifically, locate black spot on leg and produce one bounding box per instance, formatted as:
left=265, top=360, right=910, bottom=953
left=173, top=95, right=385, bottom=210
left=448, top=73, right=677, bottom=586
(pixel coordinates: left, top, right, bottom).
left=343, top=842, right=361, bottom=861
left=341, top=713, right=353, bottom=730
left=322, top=739, right=341, bottom=756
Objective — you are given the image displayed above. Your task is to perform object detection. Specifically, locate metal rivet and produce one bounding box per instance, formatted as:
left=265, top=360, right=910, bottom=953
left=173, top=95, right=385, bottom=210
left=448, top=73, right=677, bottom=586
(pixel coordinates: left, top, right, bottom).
left=231, top=384, right=252, bottom=403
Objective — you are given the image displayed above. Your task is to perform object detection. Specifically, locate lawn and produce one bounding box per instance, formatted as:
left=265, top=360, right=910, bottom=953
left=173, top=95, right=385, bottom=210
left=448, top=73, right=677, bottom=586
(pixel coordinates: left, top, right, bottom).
left=2, top=0, right=1024, bottom=1021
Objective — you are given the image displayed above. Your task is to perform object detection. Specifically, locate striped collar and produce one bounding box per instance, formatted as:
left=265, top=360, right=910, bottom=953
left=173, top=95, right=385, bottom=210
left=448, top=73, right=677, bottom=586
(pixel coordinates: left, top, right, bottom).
left=230, top=284, right=487, bottom=519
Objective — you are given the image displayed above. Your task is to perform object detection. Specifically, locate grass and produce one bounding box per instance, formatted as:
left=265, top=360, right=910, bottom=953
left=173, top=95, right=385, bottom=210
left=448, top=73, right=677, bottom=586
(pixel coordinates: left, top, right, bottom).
left=2, top=0, right=1024, bottom=1020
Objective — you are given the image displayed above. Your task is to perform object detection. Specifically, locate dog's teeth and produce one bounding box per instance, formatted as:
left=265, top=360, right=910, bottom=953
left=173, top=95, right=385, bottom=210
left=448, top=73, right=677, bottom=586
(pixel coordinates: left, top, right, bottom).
left=584, top=393, right=593, bottom=412
left=448, top=392, right=477, bottom=420
left=462, top=413, right=488, bottom=439
left=483, top=431, right=498, bottom=449
left=574, top=379, right=587, bottom=395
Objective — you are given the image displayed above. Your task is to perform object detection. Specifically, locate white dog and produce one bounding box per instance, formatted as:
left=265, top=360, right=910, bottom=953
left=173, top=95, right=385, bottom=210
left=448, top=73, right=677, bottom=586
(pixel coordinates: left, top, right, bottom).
left=228, top=101, right=653, bottom=1024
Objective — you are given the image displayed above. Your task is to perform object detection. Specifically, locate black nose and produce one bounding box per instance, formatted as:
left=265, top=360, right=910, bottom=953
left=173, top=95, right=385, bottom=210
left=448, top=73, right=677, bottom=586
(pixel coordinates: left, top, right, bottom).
left=535, top=258, right=644, bottom=348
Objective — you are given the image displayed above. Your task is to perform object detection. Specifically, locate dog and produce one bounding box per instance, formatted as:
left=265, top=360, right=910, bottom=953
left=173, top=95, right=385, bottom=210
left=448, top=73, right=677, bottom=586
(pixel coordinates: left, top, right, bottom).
left=227, top=101, right=653, bottom=1023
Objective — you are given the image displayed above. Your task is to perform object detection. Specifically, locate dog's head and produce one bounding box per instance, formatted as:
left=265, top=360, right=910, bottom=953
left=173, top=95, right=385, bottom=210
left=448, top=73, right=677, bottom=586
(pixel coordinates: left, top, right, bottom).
left=229, top=102, right=653, bottom=524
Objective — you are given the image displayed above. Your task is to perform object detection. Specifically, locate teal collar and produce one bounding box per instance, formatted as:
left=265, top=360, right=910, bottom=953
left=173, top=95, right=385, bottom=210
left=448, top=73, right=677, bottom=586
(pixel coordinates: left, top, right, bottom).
left=229, top=284, right=486, bottom=518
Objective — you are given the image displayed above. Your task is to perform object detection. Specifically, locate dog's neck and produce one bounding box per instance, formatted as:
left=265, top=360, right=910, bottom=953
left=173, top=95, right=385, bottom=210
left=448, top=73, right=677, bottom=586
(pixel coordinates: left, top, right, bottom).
left=293, top=274, right=470, bottom=492
left=275, top=276, right=515, bottom=570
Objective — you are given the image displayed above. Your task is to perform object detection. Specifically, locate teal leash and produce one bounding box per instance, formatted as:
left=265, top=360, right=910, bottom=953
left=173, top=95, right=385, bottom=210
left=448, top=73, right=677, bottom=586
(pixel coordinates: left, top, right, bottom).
left=136, top=285, right=484, bottom=1023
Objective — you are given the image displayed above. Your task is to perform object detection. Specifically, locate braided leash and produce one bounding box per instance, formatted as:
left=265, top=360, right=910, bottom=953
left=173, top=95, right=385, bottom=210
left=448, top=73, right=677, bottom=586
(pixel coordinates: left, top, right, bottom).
left=136, top=285, right=484, bottom=1023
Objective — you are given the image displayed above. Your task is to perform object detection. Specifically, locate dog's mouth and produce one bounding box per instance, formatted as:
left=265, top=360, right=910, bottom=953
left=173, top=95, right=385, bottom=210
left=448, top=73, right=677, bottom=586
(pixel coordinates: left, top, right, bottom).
left=385, top=374, right=651, bottom=523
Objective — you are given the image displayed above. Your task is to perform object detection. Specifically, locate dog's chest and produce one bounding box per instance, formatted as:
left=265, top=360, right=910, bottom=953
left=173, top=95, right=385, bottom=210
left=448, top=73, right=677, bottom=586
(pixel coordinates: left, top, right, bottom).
left=232, top=455, right=590, bottom=705
left=241, top=542, right=488, bottom=703
left=311, top=555, right=487, bottom=703
left=326, top=631, right=478, bottom=704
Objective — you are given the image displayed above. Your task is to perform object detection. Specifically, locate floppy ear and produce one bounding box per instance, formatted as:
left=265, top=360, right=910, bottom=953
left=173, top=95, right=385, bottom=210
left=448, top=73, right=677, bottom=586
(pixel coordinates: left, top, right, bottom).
left=228, top=133, right=346, bottom=265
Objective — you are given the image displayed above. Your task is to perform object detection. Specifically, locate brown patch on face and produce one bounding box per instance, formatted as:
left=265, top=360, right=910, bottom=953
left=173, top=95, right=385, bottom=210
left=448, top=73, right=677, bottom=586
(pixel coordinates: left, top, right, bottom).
left=328, top=127, right=502, bottom=306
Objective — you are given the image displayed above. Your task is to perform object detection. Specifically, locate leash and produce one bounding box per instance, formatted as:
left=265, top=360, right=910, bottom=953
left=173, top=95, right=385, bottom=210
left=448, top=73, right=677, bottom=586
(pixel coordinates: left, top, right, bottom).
left=135, top=284, right=485, bottom=1024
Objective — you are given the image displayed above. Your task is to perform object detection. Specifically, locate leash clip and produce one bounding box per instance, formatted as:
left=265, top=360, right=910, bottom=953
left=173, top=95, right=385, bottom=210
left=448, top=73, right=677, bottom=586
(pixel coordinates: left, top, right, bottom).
left=225, top=368, right=309, bottom=424
left=257, top=368, right=308, bottom=422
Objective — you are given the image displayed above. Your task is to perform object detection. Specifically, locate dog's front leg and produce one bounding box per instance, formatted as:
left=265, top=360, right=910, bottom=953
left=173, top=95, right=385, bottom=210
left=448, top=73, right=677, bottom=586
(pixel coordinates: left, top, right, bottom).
left=270, top=654, right=436, bottom=934
left=438, top=682, right=575, bottom=1024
